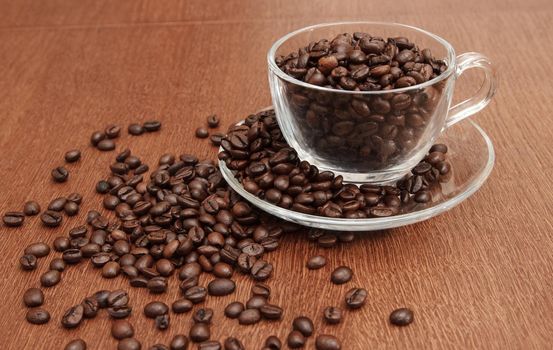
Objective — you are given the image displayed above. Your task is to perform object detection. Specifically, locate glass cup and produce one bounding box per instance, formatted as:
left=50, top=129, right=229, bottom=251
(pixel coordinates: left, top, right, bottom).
left=268, top=22, right=498, bottom=183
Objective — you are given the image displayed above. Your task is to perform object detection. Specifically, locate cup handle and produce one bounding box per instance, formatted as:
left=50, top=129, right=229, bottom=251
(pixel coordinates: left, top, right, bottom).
left=445, top=52, right=498, bottom=128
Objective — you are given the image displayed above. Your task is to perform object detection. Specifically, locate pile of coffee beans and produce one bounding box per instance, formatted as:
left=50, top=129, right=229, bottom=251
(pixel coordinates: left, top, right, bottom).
left=275, top=32, right=448, bottom=169
left=219, top=108, right=451, bottom=218
left=8, top=110, right=425, bottom=348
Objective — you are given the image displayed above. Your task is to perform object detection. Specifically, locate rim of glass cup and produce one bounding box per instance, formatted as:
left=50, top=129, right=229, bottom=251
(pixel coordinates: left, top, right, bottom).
left=267, top=21, right=457, bottom=95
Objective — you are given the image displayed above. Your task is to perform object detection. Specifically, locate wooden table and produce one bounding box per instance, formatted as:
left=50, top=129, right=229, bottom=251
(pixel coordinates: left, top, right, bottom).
left=1, top=0, right=552, bottom=349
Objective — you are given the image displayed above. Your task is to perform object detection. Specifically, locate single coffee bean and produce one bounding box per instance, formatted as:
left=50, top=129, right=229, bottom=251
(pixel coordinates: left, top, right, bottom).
left=315, top=335, right=341, bottom=350
left=107, top=289, right=129, bottom=308
left=198, top=341, right=221, bottom=350
left=389, top=307, right=414, bottom=326
left=102, top=261, right=121, bottom=278
left=155, top=314, right=170, bottom=330
left=23, top=288, right=44, bottom=307
left=82, top=297, right=99, bottom=318
left=53, top=236, right=70, bottom=252
left=194, top=126, right=210, bottom=139
left=144, top=120, right=162, bottom=132
left=318, top=233, right=338, bottom=248
left=97, top=139, right=116, bottom=151
left=264, top=336, right=281, bottom=350
left=260, top=304, right=283, bottom=320
left=210, top=133, right=224, bottom=146
left=62, top=249, right=83, bottom=264
left=20, top=254, right=37, bottom=270
left=345, top=288, right=367, bottom=309
left=430, top=143, right=448, bottom=153
left=64, top=201, right=79, bottom=216
left=94, top=290, right=111, bottom=308
left=238, top=308, right=261, bottom=325
left=24, top=242, right=50, bottom=257
left=41, top=210, right=62, bottom=227
left=184, top=286, right=207, bottom=304
left=207, top=115, right=220, bottom=128
left=223, top=337, right=244, bottom=350
left=293, top=316, right=314, bottom=336
left=306, top=255, right=326, bottom=270
left=224, top=301, right=244, bottom=319
left=26, top=308, right=51, bottom=324
left=147, top=276, right=168, bottom=293
left=40, top=269, right=61, bottom=287
left=322, top=306, right=342, bottom=325
left=105, top=124, right=121, bottom=138
left=61, top=304, right=84, bottom=328
left=207, top=278, right=235, bottom=296
left=112, top=319, right=134, bottom=339
left=50, top=258, right=66, bottom=271
left=51, top=166, right=69, bottom=182
left=64, top=339, right=87, bottom=350
left=23, top=201, right=41, bottom=216
left=251, top=283, right=271, bottom=298
left=331, top=266, right=353, bottom=284
left=128, top=123, right=144, bottom=135
left=4, top=211, right=25, bottom=227
left=193, top=307, right=214, bottom=324
left=144, top=301, right=169, bottom=318
left=189, top=323, right=210, bottom=342
left=96, top=180, right=110, bottom=193
left=170, top=335, right=189, bottom=350
left=287, top=330, right=306, bottom=348
left=250, top=259, right=272, bottom=280
left=65, top=149, right=81, bottom=163
left=107, top=305, right=132, bottom=319
left=118, top=338, right=141, bottom=350
left=48, top=197, right=67, bottom=211
left=246, top=295, right=267, bottom=309
left=172, top=298, right=193, bottom=314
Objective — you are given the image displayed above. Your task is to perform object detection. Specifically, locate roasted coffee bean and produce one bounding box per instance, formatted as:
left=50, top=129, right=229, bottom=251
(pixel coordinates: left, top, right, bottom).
left=144, top=301, right=169, bottom=318
left=260, top=304, right=283, bottom=320
left=198, top=341, right=221, bottom=350
left=264, top=336, right=281, bottom=350
left=118, top=338, right=142, bottom=350
left=318, top=234, right=337, bottom=248
left=293, top=316, right=314, bottom=336
left=112, top=319, right=134, bottom=339
left=26, top=308, right=50, bottom=324
left=91, top=131, right=106, bottom=145
left=52, top=166, right=69, bottom=182
left=94, top=290, right=111, bottom=308
left=105, top=124, right=121, bottom=138
left=172, top=298, right=193, bottom=313
left=102, top=261, right=121, bottom=278
left=224, top=301, right=244, bottom=319
left=210, top=133, right=224, bottom=146
left=98, top=139, right=116, bottom=151
left=207, top=278, right=235, bottom=296
left=61, top=304, right=84, bottom=328
left=147, top=276, right=168, bottom=293
left=50, top=258, right=66, bottom=271
left=193, top=308, right=213, bottom=324
left=287, top=331, right=306, bottom=348
left=306, top=255, right=326, bottom=270
left=315, top=335, right=341, bottom=350
left=53, top=237, right=70, bottom=252
left=48, top=197, right=67, bottom=211
left=82, top=297, right=99, bottom=318
left=20, top=254, right=37, bottom=270
left=224, top=337, right=244, bottom=350
left=155, top=314, right=170, bottom=330
left=251, top=283, right=271, bottom=298
left=196, top=127, right=209, bottom=138
left=107, top=306, right=132, bottom=319
left=23, top=288, right=44, bottom=307
left=23, top=201, right=41, bottom=216
left=107, top=290, right=129, bottom=308
left=24, top=242, right=50, bottom=257
left=345, top=288, right=367, bottom=309
left=170, top=335, right=189, bottom=350
left=323, top=306, right=342, bottom=324
left=212, top=262, right=233, bottom=278
left=189, top=323, right=210, bottom=342
left=40, top=270, right=61, bottom=287
left=64, top=339, right=87, bottom=350
left=184, top=286, right=207, bottom=303
left=389, top=307, right=414, bottom=326
left=64, top=201, right=79, bottom=216
left=144, top=120, right=162, bottom=132
left=65, top=149, right=81, bottom=163
left=128, top=123, right=144, bottom=135
left=41, top=210, right=62, bottom=227
left=149, top=344, right=169, bottom=350
left=207, top=115, right=220, bottom=128
left=430, top=143, right=448, bottom=153
left=246, top=295, right=267, bottom=309
left=331, top=266, right=353, bottom=284
left=250, top=259, right=272, bottom=280
left=238, top=308, right=261, bottom=325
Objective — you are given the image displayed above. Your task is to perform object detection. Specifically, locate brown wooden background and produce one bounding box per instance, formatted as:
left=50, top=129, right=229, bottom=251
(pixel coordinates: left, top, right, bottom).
left=1, top=0, right=553, bottom=349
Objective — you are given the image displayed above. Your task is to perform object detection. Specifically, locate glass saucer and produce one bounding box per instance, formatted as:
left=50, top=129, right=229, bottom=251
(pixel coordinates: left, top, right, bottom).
left=219, top=118, right=494, bottom=231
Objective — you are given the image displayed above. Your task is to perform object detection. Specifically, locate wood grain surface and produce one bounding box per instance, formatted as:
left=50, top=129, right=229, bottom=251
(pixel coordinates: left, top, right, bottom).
left=1, top=0, right=553, bottom=349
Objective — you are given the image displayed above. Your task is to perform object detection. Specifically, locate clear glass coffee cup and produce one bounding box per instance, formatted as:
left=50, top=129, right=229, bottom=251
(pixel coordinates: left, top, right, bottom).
left=268, top=22, right=497, bottom=183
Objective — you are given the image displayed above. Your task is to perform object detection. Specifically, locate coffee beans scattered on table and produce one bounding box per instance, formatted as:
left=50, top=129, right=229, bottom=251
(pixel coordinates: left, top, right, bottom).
left=389, top=307, right=414, bottom=326
left=219, top=109, right=451, bottom=218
